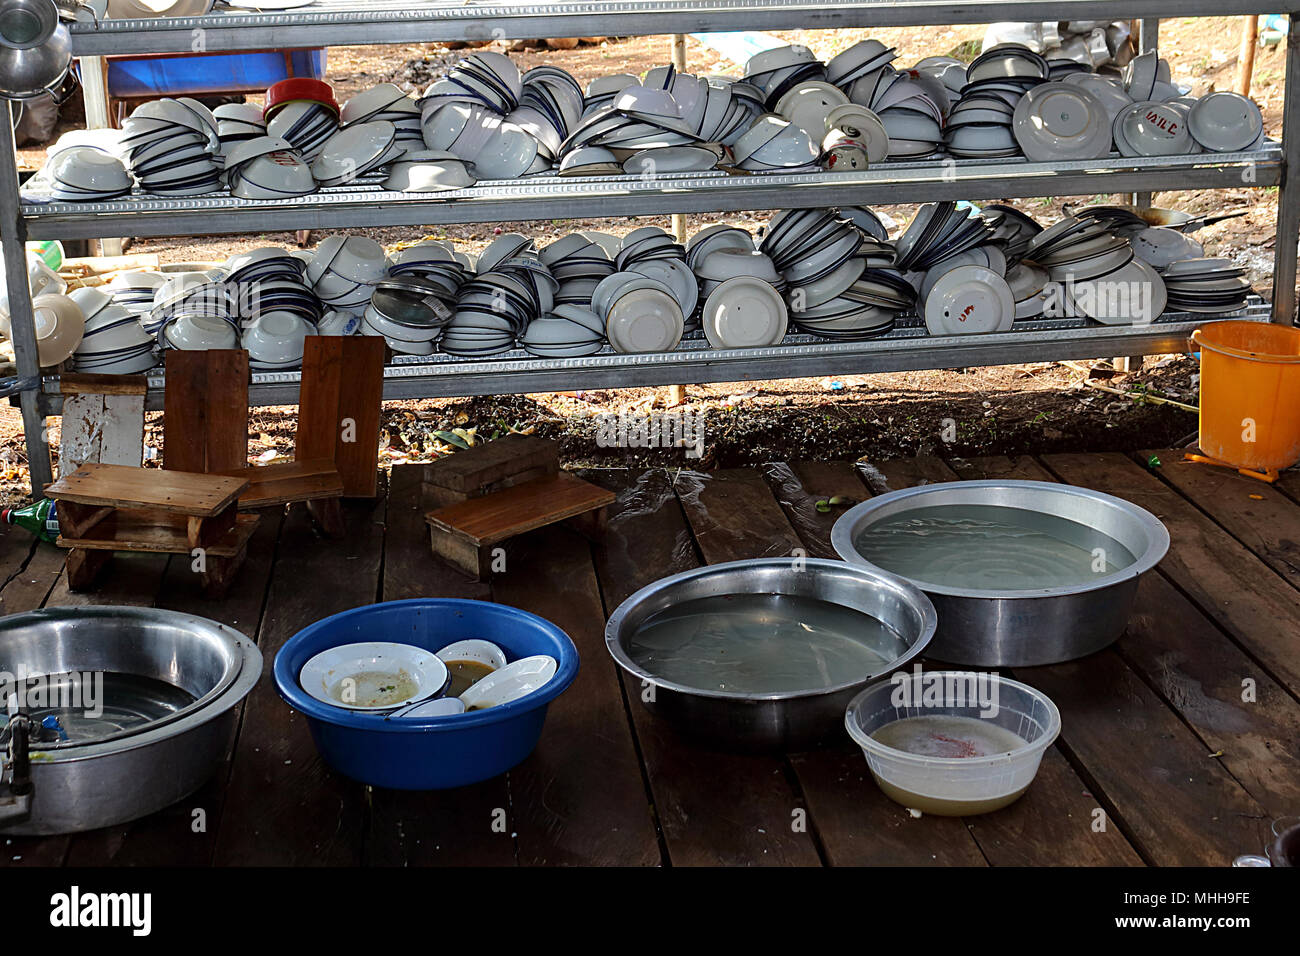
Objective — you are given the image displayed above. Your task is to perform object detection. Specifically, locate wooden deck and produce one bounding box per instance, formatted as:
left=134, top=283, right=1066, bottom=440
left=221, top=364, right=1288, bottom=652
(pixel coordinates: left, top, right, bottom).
left=2, top=451, right=1297, bottom=866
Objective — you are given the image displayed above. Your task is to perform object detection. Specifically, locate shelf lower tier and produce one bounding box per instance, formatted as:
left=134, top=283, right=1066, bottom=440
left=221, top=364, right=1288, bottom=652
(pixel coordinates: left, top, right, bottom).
left=67, top=1, right=1282, bottom=57
left=20, top=148, right=1280, bottom=241
left=36, top=305, right=1268, bottom=415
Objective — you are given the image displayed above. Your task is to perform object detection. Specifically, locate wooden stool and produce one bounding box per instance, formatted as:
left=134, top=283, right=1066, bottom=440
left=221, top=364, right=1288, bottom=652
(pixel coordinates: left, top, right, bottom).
left=163, top=348, right=348, bottom=536
left=45, top=462, right=259, bottom=597
left=423, top=438, right=613, bottom=579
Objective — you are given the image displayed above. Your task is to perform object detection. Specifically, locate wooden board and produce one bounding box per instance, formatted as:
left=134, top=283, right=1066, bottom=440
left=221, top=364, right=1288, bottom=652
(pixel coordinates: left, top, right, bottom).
left=46, top=462, right=248, bottom=517
left=297, top=336, right=384, bottom=497
left=491, top=522, right=663, bottom=866
left=58, top=393, right=144, bottom=473
left=1042, top=452, right=1300, bottom=699
left=424, top=434, right=559, bottom=493
left=425, top=471, right=614, bottom=548
left=366, top=465, right=514, bottom=867
left=217, top=459, right=344, bottom=509
left=57, top=372, right=148, bottom=396
left=163, top=349, right=250, bottom=474
left=212, top=487, right=387, bottom=865
left=57, top=511, right=259, bottom=558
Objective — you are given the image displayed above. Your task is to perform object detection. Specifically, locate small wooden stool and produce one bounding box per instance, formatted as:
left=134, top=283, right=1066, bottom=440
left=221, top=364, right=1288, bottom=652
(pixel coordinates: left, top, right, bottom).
left=423, top=438, right=613, bottom=579
left=45, top=462, right=259, bottom=597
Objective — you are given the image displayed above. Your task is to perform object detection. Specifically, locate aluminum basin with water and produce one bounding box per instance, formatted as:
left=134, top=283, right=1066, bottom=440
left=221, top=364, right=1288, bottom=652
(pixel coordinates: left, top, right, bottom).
left=831, top=480, right=1170, bottom=667
left=604, top=558, right=936, bottom=752
left=0, top=606, right=261, bottom=835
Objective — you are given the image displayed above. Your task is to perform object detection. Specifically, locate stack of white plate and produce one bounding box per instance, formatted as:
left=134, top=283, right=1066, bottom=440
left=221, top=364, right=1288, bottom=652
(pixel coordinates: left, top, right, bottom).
left=520, top=304, right=606, bottom=357
left=693, top=248, right=783, bottom=333
left=107, top=271, right=166, bottom=317
left=827, top=39, right=898, bottom=95
left=1162, top=258, right=1251, bottom=314
left=847, top=67, right=945, bottom=157
left=945, top=92, right=1018, bottom=157
left=341, top=83, right=423, bottom=147
left=44, top=146, right=132, bottom=202
left=540, top=233, right=616, bottom=310
left=266, top=98, right=339, bottom=162
left=224, top=135, right=316, bottom=199
left=387, top=241, right=472, bottom=300
left=794, top=265, right=910, bottom=339
left=226, top=247, right=323, bottom=337
left=1187, top=92, right=1265, bottom=152
left=307, top=235, right=390, bottom=313
left=421, top=101, right=543, bottom=179
left=1113, top=100, right=1198, bottom=157
left=687, top=224, right=756, bottom=271
left=1027, top=215, right=1168, bottom=324
left=383, top=150, right=477, bottom=192
left=242, top=309, right=319, bottom=370
left=761, top=209, right=866, bottom=309
left=152, top=277, right=241, bottom=352
left=214, top=103, right=267, bottom=156
left=1128, top=226, right=1204, bottom=270
left=742, top=44, right=827, bottom=109
left=121, top=98, right=222, bottom=196
left=775, top=79, right=850, bottom=143
left=700, top=275, right=789, bottom=349
left=920, top=244, right=1009, bottom=302
left=978, top=204, right=1043, bottom=260
left=311, top=121, right=406, bottom=186
left=591, top=271, right=684, bottom=354
left=66, top=287, right=158, bottom=374
left=442, top=265, right=538, bottom=357
left=731, top=114, right=819, bottom=172
left=359, top=275, right=454, bottom=357
left=894, top=202, right=993, bottom=274
left=513, top=66, right=584, bottom=159
left=610, top=227, right=698, bottom=322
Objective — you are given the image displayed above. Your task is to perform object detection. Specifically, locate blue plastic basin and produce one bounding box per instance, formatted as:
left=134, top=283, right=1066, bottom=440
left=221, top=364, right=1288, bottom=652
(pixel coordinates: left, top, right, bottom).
left=274, top=599, right=579, bottom=789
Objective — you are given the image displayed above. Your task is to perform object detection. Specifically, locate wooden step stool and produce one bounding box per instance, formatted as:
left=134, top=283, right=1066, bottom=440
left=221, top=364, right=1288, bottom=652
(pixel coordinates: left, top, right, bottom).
left=423, top=437, right=613, bottom=579
left=164, top=347, right=358, bottom=536
left=45, top=461, right=259, bottom=597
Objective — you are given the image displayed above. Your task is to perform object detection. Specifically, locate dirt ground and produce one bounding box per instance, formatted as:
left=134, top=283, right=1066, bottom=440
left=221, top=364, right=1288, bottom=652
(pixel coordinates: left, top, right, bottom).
left=0, top=19, right=1285, bottom=502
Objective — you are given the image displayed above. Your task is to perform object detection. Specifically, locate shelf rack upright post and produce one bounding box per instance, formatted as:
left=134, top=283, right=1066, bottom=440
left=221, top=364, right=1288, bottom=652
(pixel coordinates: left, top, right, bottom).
left=3, top=2, right=1298, bottom=495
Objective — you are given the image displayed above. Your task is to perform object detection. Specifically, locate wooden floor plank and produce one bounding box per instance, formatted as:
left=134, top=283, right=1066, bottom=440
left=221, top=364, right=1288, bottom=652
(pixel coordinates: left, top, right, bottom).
left=772, top=458, right=1139, bottom=867
left=587, top=469, right=820, bottom=866
left=1141, top=450, right=1300, bottom=593
left=366, top=464, right=514, bottom=867
left=212, top=490, right=386, bottom=865
left=1041, top=452, right=1300, bottom=699
left=61, top=510, right=285, bottom=867
left=491, top=521, right=662, bottom=866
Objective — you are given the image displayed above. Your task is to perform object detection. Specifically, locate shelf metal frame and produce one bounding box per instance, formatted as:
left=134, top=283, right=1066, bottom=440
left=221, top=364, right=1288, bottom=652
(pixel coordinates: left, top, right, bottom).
left=3, top=5, right=1299, bottom=494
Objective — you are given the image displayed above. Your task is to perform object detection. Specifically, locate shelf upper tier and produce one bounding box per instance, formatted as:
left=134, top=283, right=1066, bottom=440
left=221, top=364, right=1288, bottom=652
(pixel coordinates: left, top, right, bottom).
left=68, top=1, right=1284, bottom=57
left=22, top=146, right=1279, bottom=240
left=37, top=306, right=1268, bottom=414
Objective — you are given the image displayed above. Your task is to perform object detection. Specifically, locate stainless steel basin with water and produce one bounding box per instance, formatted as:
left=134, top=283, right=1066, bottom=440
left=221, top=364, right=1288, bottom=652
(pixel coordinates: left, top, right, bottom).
left=0, top=606, right=261, bottom=835
left=831, top=480, right=1170, bottom=667
left=604, top=558, right=936, bottom=752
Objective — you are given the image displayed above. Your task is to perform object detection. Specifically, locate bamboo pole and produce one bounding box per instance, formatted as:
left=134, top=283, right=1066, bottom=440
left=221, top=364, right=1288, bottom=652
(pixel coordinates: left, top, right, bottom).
left=1237, top=16, right=1260, bottom=97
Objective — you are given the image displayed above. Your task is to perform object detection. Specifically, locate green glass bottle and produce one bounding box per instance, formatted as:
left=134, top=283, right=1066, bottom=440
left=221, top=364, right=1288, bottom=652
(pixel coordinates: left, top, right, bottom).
left=2, top=499, right=59, bottom=544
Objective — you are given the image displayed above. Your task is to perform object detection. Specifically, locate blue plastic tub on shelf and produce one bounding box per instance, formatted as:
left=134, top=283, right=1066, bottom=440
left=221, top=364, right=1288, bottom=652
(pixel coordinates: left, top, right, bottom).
left=106, top=49, right=327, bottom=99
left=274, top=599, right=579, bottom=790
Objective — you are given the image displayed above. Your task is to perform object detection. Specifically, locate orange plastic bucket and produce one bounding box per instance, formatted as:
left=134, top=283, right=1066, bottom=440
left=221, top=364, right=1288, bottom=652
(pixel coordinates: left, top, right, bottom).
left=1191, top=320, right=1300, bottom=475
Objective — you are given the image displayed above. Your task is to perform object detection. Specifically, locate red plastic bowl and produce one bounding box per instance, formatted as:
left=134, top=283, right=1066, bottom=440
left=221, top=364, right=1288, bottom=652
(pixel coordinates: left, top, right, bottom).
left=264, top=78, right=338, bottom=119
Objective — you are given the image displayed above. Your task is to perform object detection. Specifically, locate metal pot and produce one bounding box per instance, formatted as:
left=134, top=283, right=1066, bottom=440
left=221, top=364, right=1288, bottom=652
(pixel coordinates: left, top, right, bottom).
left=831, top=480, right=1170, bottom=667
left=0, top=606, right=261, bottom=835
left=604, top=558, right=936, bottom=752
left=0, top=0, right=72, bottom=100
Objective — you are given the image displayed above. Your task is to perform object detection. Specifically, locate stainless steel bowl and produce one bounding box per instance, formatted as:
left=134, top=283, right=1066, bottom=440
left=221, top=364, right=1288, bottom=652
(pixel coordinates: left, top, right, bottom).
left=0, top=606, right=261, bottom=835
left=604, top=558, right=936, bottom=751
left=831, top=480, right=1170, bottom=667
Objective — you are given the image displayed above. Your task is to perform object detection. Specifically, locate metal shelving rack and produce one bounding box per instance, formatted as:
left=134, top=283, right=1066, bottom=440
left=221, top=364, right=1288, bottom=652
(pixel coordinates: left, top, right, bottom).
left=3, top=2, right=1298, bottom=492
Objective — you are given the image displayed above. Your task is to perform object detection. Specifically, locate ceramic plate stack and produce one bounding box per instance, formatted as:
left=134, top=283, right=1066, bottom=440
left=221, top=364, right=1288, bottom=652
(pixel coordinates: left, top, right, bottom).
left=978, top=204, right=1043, bottom=260
left=761, top=208, right=866, bottom=310
left=265, top=88, right=340, bottom=162
left=827, top=39, right=898, bottom=97
left=226, top=247, right=322, bottom=367
left=513, top=66, right=584, bottom=160
left=311, top=121, right=405, bottom=186
left=612, top=227, right=697, bottom=324
left=360, top=275, right=454, bottom=356
left=731, top=114, right=819, bottom=172
left=308, top=235, right=390, bottom=313
left=214, top=103, right=267, bottom=157
left=794, top=264, right=911, bottom=339
left=443, top=264, right=540, bottom=357
left=561, top=83, right=701, bottom=159
left=591, top=271, right=684, bottom=354
left=1162, top=258, right=1251, bottom=314
left=945, top=89, right=1018, bottom=157
left=66, top=287, right=158, bottom=374
left=121, top=98, right=222, bottom=196
left=224, top=135, right=316, bottom=199
left=1027, top=216, right=1167, bottom=324
left=422, top=101, right=542, bottom=179
left=152, top=274, right=241, bottom=351
left=107, top=270, right=166, bottom=318
left=742, top=44, right=827, bottom=110
left=539, top=233, right=616, bottom=311
left=341, top=83, right=423, bottom=148
left=894, top=202, right=994, bottom=274
left=44, top=146, right=133, bottom=202
left=520, top=304, right=606, bottom=357
left=387, top=241, right=471, bottom=302
left=919, top=243, right=1009, bottom=303
left=693, top=248, right=783, bottom=340
left=848, top=67, right=945, bottom=157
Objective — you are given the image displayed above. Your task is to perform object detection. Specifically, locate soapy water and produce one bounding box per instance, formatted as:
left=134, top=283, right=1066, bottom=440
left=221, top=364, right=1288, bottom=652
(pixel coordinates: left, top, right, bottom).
left=871, top=713, right=1029, bottom=758
left=852, top=503, right=1137, bottom=591
left=629, top=592, right=910, bottom=694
